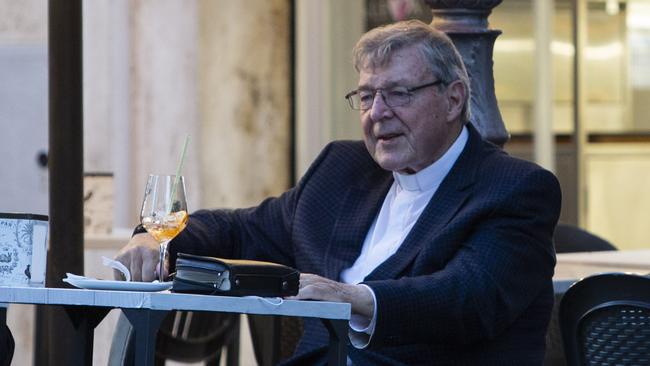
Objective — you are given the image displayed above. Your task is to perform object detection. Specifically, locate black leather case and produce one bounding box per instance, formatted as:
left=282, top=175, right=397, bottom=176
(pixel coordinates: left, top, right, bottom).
left=172, top=253, right=299, bottom=297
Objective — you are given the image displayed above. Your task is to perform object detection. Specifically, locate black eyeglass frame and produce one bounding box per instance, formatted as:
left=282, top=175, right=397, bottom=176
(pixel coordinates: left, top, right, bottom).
left=344, top=80, right=446, bottom=110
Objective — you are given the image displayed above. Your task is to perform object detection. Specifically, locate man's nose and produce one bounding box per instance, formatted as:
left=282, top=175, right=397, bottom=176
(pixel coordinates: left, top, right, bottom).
left=369, top=91, right=393, bottom=121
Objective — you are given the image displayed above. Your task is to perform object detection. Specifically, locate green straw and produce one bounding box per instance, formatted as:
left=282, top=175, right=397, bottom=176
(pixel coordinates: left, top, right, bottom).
left=169, top=133, right=190, bottom=211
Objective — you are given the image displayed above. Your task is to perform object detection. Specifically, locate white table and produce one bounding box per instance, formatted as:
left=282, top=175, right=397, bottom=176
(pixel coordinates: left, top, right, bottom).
left=554, top=249, right=650, bottom=293
left=0, top=286, right=351, bottom=366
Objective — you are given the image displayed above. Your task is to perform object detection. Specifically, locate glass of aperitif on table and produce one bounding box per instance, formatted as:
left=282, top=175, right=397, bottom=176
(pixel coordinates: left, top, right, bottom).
left=140, top=174, right=188, bottom=282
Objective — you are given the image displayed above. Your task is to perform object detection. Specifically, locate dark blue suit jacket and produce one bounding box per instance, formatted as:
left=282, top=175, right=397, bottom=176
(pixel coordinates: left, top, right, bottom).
left=170, top=123, right=561, bottom=365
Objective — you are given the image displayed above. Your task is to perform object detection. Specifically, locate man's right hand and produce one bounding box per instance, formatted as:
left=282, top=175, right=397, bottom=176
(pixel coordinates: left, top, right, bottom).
left=113, top=233, right=160, bottom=282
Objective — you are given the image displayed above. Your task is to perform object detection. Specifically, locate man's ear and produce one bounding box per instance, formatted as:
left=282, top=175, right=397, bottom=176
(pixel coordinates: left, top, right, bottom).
left=445, top=80, right=466, bottom=123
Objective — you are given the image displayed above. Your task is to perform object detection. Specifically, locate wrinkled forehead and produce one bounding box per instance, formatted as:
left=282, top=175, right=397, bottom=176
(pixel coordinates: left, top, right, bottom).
left=357, top=47, right=433, bottom=86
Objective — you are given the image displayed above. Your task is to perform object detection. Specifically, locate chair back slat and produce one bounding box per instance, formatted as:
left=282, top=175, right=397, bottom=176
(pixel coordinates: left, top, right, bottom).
left=580, top=306, right=650, bottom=365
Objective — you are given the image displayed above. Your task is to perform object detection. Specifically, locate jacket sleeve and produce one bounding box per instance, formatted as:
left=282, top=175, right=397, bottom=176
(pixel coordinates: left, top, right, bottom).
left=167, top=143, right=335, bottom=271
left=364, top=168, right=561, bottom=347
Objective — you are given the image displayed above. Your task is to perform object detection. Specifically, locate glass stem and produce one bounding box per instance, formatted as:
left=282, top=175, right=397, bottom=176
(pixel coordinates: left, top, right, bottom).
left=159, top=240, right=170, bottom=282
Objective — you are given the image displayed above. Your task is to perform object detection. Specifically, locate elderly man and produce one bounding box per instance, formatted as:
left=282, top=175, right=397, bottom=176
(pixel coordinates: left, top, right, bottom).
left=117, top=20, right=561, bottom=365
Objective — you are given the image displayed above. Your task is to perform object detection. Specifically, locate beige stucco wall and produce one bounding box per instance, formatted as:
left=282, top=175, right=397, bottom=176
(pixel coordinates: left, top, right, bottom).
left=129, top=0, right=202, bottom=219
left=198, top=0, right=291, bottom=208
left=85, top=0, right=292, bottom=222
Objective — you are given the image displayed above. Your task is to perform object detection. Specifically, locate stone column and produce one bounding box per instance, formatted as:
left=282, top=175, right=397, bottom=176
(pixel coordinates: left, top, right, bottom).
left=424, top=0, right=508, bottom=146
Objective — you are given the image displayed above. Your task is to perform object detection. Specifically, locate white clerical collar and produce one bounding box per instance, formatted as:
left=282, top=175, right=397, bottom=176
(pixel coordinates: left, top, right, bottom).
left=393, top=125, right=469, bottom=192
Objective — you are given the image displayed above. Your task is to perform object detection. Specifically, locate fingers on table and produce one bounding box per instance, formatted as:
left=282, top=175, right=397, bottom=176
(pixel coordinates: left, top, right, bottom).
left=297, top=274, right=345, bottom=302
left=141, top=250, right=158, bottom=282
left=114, top=245, right=157, bottom=282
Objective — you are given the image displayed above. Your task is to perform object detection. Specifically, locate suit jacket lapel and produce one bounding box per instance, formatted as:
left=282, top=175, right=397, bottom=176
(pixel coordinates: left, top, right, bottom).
left=364, top=124, right=485, bottom=281
left=324, top=173, right=393, bottom=280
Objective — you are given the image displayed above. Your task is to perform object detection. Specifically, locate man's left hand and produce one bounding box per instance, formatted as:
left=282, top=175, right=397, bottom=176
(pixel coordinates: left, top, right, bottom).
left=290, top=273, right=374, bottom=318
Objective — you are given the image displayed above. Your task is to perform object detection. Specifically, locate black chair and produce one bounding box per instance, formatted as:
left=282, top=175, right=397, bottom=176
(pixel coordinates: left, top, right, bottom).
left=109, top=311, right=304, bottom=366
left=154, top=312, right=303, bottom=366
left=559, top=272, right=650, bottom=366
left=553, top=224, right=616, bottom=254
left=109, top=310, right=240, bottom=366
left=545, top=224, right=618, bottom=366
left=0, top=320, right=15, bottom=366
left=248, top=314, right=303, bottom=365
left=155, top=311, right=240, bottom=366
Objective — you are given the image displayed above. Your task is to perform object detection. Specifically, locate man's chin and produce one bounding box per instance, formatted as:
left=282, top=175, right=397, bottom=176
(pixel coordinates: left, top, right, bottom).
left=373, top=155, right=405, bottom=173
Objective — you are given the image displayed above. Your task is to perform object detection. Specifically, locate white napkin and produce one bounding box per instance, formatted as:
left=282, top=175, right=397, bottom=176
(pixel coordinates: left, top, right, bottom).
left=64, top=273, right=91, bottom=280
left=62, top=257, right=131, bottom=282
left=102, top=256, right=131, bottom=282
left=63, top=272, right=97, bottom=285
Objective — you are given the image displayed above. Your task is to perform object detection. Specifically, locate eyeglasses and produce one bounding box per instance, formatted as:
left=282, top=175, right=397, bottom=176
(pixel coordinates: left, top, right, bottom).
left=344, top=80, right=446, bottom=110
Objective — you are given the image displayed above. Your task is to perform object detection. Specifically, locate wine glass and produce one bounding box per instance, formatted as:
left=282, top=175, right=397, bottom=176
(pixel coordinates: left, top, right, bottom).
left=140, top=174, right=188, bottom=282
